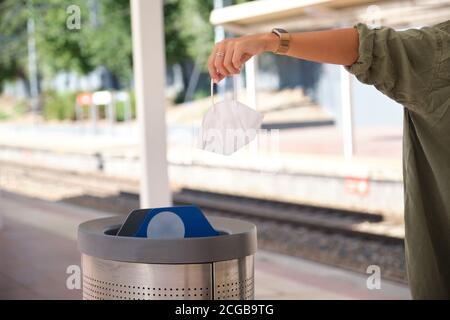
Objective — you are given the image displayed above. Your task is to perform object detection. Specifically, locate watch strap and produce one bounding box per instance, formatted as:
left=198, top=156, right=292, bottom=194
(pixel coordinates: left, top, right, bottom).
left=271, top=28, right=290, bottom=54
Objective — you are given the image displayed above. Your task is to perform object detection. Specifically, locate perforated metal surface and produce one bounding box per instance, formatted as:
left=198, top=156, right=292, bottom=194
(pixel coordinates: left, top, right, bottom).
left=213, top=256, right=254, bottom=300
left=83, top=274, right=211, bottom=300
left=82, top=254, right=254, bottom=300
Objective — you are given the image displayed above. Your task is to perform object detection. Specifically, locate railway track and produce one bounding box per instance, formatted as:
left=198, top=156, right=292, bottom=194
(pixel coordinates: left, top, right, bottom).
left=115, top=189, right=403, bottom=246
left=0, top=160, right=407, bottom=283
left=0, top=160, right=403, bottom=241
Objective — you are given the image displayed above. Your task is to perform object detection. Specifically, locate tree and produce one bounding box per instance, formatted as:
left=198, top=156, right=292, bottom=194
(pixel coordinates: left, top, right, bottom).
left=36, top=0, right=95, bottom=75
left=164, top=0, right=214, bottom=100
left=37, top=0, right=132, bottom=88
left=0, top=0, right=216, bottom=98
left=0, top=0, right=133, bottom=92
left=0, top=0, right=30, bottom=92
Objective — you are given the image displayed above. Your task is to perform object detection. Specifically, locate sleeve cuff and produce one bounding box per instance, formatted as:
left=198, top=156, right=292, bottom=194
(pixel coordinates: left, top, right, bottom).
left=345, top=23, right=376, bottom=76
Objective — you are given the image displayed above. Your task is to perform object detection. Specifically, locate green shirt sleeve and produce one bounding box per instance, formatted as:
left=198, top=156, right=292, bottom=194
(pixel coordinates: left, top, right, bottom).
left=346, top=23, right=448, bottom=122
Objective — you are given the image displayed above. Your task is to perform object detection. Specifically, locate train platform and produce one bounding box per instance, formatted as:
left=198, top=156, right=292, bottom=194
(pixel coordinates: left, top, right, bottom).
left=0, top=191, right=410, bottom=300
left=0, top=121, right=402, bottom=159
left=0, top=121, right=404, bottom=219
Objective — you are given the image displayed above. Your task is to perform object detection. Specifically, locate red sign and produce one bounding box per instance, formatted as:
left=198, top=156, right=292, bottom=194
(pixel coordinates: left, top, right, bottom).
left=344, top=177, right=370, bottom=196
left=76, top=93, right=92, bottom=106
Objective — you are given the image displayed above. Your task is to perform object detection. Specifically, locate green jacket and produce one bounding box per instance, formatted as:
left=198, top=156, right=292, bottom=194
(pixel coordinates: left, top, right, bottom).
left=346, top=21, right=450, bottom=299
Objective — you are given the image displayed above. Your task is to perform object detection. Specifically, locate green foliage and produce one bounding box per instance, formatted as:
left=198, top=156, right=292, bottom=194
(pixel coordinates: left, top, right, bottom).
left=193, top=87, right=209, bottom=101
left=115, top=101, right=126, bottom=122
left=0, top=110, right=10, bottom=121
left=0, top=0, right=29, bottom=88
left=1, top=0, right=215, bottom=90
left=0, top=0, right=133, bottom=88
left=164, top=0, right=188, bottom=66
left=1, top=0, right=218, bottom=107
left=164, top=0, right=214, bottom=70
left=233, top=0, right=254, bottom=4
left=0, top=98, right=28, bottom=121
left=173, top=90, right=186, bottom=104
left=37, top=0, right=132, bottom=86
left=42, top=90, right=76, bottom=120
left=41, top=90, right=135, bottom=122
left=13, top=99, right=29, bottom=115
left=115, top=91, right=136, bottom=122
left=178, top=0, right=214, bottom=62
left=36, top=0, right=94, bottom=75
left=84, top=0, right=132, bottom=84
left=164, top=0, right=214, bottom=102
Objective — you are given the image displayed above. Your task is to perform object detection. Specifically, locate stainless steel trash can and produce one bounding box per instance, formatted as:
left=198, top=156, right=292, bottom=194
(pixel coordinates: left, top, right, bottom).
left=78, top=216, right=257, bottom=300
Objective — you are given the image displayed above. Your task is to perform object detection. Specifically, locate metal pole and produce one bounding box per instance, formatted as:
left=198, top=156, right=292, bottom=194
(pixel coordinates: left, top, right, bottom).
left=340, top=66, right=354, bottom=159
left=75, top=103, right=82, bottom=121
left=245, top=56, right=257, bottom=110
left=131, top=0, right=171, bottom=208
left=245, top=56, right=258, bottom=152
left=27, top=0, right=39, bottom=116
left=183, top=55, right=202, bottom=102
left=89, top=0, right=99, bottom=28
left=124, top=93, right=132, bottom=122
left=107, top=96, right=115, bottom=126
left=90, top=104, right=97, bottom=134
left=214, top=0, right=226, bottom=96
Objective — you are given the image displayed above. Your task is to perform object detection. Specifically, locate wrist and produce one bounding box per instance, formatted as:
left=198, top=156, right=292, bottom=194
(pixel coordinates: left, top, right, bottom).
left=262, top=32, right=279, bottom=53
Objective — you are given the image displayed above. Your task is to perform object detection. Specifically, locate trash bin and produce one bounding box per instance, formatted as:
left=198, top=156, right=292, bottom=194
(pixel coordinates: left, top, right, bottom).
left=78, top=215, right=257, bottom=300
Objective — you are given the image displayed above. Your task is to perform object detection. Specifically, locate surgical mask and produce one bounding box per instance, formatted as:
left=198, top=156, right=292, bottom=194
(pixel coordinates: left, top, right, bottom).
left=198, top=78, right=264, bottom=155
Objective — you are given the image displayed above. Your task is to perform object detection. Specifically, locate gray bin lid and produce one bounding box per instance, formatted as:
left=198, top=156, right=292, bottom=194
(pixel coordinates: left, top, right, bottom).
left=78, top=216, right=257, bottom=264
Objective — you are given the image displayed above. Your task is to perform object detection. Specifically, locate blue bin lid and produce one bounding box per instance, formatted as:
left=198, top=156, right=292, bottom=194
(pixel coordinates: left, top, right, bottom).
left=78, top=216, right=257, bottom=264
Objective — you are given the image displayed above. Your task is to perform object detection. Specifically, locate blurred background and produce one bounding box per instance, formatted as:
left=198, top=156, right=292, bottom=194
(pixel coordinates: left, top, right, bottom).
left=0, top=0, right=449, bottom=300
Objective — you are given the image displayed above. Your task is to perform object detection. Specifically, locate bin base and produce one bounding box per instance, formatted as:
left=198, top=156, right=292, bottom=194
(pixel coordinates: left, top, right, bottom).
left=82, top=254, right=254, bottom=300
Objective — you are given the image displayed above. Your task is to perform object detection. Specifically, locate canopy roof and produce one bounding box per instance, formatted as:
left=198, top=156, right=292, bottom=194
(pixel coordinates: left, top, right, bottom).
left=210, top=0, right=450, bottom=34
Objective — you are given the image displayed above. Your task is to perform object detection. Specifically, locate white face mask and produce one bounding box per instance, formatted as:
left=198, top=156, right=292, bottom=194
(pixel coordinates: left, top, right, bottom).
left=198, top=79, right=264, bottom=155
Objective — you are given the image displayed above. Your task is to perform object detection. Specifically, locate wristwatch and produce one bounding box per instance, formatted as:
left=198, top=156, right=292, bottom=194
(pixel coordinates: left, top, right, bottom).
left=271, top=28, right=290, bottom=54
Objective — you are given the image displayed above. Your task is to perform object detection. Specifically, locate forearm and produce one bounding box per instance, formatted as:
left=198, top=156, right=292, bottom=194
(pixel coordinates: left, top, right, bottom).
left=264, top=28, right=359, bottom=66
left=208, top=27, right=360, bottom=82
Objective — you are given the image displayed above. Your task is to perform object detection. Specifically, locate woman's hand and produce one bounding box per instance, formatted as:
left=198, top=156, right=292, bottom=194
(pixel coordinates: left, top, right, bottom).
left=208, top=33, right=278, bottom=83
left=207, top=28, right=360, bottom=83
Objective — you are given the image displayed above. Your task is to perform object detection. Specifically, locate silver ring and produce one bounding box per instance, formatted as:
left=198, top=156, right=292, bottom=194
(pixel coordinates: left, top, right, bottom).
left=216, top=52, right=225, bottom=57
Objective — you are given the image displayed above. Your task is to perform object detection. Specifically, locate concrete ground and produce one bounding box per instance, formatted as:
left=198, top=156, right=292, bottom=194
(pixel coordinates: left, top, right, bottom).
left=0, top=191, right=410, bottom=300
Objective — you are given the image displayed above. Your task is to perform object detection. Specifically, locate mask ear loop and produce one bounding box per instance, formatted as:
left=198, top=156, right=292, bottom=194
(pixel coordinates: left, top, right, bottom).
left=201, top=79, right=215, bottom=150
left=211, top=76, right=238, bottom=106
left=232, top=76, right=238, bottom=102
left=210, top=79, right=215, bottom=107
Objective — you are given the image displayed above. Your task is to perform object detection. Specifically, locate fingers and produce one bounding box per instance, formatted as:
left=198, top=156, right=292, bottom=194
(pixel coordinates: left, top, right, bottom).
left=208, top=39, right=243, bottom=83
left=223, top=44, right=240, bottom=75
left=215, top=74, right=225, bottom=83
left=213, top=42, right=228, bottom=80
left=232, top=45, right=245, bottom=70
left=207, top=46, right=219, bottom=82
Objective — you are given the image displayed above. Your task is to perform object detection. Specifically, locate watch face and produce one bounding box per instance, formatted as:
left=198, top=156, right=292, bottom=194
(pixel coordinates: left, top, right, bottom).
left=274, top=28, right=287, bottom=34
